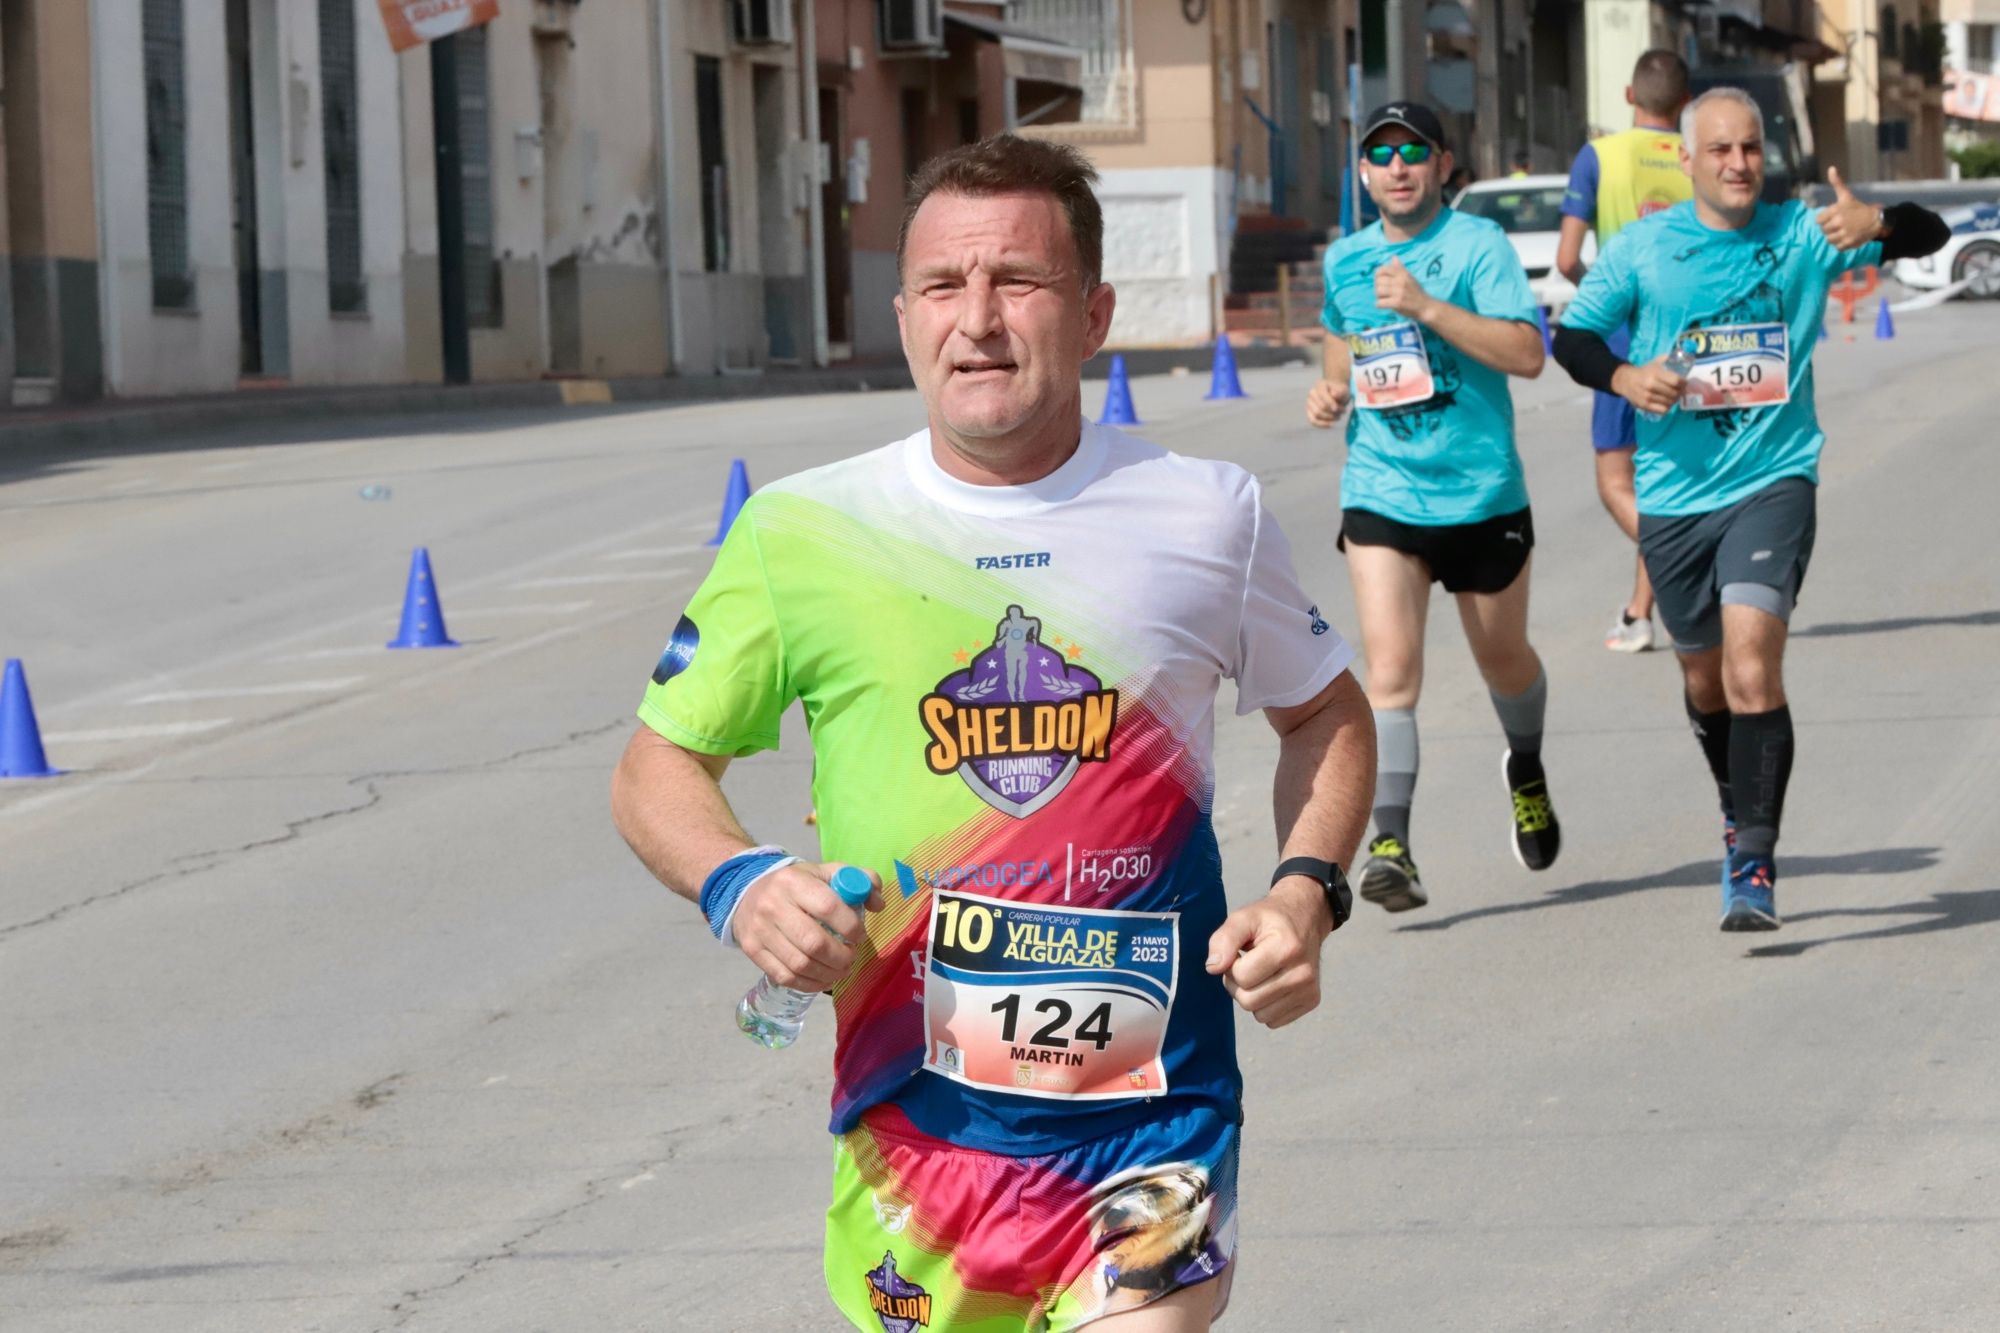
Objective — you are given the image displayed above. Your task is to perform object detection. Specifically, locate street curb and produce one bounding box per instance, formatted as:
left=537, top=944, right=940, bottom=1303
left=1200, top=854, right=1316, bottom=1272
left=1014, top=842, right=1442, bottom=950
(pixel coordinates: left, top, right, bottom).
left=0, top=345, right=1311, bottom=455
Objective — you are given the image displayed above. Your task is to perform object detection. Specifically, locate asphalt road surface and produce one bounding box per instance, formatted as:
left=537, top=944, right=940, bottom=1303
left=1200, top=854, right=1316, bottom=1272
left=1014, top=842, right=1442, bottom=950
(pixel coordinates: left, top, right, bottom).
left=4, top=302, right=1998, bottom=1331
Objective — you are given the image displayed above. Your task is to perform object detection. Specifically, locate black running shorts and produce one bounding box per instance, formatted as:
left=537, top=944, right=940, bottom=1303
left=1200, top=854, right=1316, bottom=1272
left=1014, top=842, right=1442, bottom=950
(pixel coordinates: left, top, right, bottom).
left=1637, top=476, right=1817, bottom=653
left=1338, top=506, right=1534, bottom=595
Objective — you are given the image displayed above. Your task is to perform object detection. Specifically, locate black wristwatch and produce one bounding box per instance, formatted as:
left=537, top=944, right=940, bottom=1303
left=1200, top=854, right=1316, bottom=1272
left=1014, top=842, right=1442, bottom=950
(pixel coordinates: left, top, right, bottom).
left=1270, top=856, right=1351, bottom=932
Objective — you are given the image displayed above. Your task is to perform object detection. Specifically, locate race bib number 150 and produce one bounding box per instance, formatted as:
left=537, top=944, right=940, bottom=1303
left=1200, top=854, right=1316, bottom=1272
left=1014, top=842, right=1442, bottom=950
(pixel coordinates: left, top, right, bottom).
left=1678, top=323, right=1790, bottom=412
left=922, top=891, right=1177, bottom=1101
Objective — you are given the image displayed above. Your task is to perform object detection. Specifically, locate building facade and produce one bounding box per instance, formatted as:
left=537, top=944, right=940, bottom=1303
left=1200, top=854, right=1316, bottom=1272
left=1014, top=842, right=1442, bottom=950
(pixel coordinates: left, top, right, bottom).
left=91, top=0, right=407, bottom=400
left=1941, top=0, right=2000, bottom=151
left=1816, top=0, right=1950, bottom=179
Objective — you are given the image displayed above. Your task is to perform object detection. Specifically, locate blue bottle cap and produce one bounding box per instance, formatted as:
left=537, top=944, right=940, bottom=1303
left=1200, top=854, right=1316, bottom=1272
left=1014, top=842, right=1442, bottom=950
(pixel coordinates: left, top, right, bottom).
left=830, top=865, right=874, bottom=907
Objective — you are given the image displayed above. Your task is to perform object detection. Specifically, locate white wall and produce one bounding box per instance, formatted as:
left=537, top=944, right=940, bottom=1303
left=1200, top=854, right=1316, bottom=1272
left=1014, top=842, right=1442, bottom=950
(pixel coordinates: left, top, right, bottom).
left=93, top=0, right=238, bottom=396
left=1096, top=166, right=1226, bottom=347
left=91, top=0, right=406, bottom=397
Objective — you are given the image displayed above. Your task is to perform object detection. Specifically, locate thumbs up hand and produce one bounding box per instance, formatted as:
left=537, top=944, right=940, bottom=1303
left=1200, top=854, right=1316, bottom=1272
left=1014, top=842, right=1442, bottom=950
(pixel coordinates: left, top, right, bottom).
left=1817, top=167, right=1886, bottom=251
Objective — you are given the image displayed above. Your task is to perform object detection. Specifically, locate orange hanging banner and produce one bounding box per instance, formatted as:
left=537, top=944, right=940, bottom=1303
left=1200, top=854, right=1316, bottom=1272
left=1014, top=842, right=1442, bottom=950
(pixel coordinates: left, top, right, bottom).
left=377, top=0, right=500, bottom=53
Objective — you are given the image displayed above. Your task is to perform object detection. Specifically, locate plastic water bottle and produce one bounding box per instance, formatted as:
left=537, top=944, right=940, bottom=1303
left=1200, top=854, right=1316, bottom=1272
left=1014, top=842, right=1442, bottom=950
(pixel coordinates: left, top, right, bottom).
left=1643, top=336, right=1698, bottom=422
left=735, top=865, right=873, bottom=1049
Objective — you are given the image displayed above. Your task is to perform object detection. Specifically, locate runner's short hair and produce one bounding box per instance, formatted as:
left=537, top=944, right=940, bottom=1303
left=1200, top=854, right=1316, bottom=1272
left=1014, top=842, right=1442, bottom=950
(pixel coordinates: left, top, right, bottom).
left=1680, top=87, right=1765, bottom=145
left=1631, top=49, right=1690, bottom=118
left=898, top=135, right=1104, bottom=290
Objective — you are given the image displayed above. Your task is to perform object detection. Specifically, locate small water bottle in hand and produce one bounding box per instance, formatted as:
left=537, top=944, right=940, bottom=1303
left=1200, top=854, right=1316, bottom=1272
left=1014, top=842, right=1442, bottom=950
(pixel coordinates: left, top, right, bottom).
left=1643, top=336, right=1698, bottom=422
left=735, top=865, right=874, bottom=1050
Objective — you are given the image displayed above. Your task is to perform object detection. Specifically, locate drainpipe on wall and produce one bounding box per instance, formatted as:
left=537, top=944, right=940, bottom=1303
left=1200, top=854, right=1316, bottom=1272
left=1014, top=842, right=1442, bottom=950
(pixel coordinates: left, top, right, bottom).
left=1385, top=0, right=1408, bottom=103
left=801, top=0, right=829, bottom=367
left=88, top=0, right=122, bottom=397
left=651, top=0, right=685, bottom=373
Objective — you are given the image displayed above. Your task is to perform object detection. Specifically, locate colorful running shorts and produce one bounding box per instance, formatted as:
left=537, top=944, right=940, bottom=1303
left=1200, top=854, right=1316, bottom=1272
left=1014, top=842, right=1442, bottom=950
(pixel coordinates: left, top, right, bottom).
left=825, top=1102, right=1238, bottom=1331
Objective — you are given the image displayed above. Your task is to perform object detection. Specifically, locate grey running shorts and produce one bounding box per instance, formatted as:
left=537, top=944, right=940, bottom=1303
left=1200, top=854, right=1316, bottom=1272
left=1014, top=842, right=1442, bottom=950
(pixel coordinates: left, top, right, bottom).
left=1638, top=475, right=1817, bottom=653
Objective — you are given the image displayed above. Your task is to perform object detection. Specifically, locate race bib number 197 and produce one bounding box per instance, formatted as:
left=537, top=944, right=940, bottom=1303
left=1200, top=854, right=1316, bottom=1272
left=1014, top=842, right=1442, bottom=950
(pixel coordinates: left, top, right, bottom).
left=1347, top=321, right=1437, bottom=410
left=922, top=891, right=1177, bottom=1101
left=1678, top=323, right=1790, bottom=411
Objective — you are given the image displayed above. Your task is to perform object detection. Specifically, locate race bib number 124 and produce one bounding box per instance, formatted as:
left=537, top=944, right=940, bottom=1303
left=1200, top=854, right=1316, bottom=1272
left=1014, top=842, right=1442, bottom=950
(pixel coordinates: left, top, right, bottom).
left=922, top=891, right=1177, bottom=1101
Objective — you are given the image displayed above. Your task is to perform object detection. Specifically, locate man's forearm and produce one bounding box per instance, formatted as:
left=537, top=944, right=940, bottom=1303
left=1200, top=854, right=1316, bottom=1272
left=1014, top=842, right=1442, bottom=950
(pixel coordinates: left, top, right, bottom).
left=1879, top=201, right=1951, bottom=261
left=1551, top=324, right=1623, bottom=394
left=1272, top=671, right=1375, bottom=875
left=1321, top=327, right=1352, bottom=384
left=1420, top=300, right=1544, bottom=377
left=610, top=726, right=757, bottom=903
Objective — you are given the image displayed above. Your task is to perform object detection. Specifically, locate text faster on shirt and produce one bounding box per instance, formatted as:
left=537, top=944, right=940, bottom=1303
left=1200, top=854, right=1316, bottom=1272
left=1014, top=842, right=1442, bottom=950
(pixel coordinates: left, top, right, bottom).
left=1560, top=199, right=1884, bottom=518
left=1319, top=207, right=1540, bottom=526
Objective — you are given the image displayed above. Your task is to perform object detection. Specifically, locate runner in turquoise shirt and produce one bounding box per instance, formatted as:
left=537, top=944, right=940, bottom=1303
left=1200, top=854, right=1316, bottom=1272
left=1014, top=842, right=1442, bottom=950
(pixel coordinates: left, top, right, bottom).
left=1560, top=196, right=1881, bottom=518
left=1320, top=208, right=1539, bottom=524
left=1307, top=101, right=1561, bottom=921
left=1552, top=88, right=1948, bottom=934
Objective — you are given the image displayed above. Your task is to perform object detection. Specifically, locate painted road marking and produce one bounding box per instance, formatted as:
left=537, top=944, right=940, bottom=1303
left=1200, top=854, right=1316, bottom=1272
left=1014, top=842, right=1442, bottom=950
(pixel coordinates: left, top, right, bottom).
left=128, top=677, right=364, bottom=705
left=510, top=573, right=680, bottom=589
left=449, top=601, right=596, bottom=617
left=42, top=720, right=235, bottom=743
left=598, top=545, right=706, bottom=561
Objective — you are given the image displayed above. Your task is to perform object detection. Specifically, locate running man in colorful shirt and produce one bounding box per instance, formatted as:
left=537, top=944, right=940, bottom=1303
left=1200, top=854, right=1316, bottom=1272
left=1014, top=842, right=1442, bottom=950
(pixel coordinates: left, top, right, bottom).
left=1556, top=49, right=1693, bottom=654
left=612, top=135, right=1375, bottom=1331
left=1553, top=89, right=1948, bottom=930
left=1306, top=101, right=1562, bottom=917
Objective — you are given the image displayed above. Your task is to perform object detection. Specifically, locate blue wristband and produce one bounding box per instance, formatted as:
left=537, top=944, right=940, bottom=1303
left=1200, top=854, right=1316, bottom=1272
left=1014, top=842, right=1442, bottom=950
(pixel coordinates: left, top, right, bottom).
left=699, top=846, right=792, bottom=941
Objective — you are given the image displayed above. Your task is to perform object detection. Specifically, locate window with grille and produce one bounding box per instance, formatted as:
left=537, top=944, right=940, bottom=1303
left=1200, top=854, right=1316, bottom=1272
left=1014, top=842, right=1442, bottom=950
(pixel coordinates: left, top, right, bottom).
left=320, top=0, right=365, bottom=313
left=1972, top=24, right=1996, bottom=69
left=696, top=55, right=729, bottom=273
left=144, top=0, right=192, bottom=309
left=1006, top=1, right=1135, bottom=127
left=455, top=24, right=503, bottom=326
left=1881, top=7, right=1898, bottom=58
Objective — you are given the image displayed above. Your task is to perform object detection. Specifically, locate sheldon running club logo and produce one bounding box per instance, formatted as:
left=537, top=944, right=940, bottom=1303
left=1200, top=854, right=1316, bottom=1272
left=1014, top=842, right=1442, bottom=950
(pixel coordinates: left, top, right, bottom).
left=918, top=605, right=1118, bottom=818
left=864, top=1252, right=933, bottom=1331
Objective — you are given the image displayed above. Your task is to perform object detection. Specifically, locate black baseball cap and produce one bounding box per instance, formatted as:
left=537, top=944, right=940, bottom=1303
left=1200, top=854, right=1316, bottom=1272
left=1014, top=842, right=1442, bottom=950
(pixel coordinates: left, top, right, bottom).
left=1360, top=101, right=1448, bottom=151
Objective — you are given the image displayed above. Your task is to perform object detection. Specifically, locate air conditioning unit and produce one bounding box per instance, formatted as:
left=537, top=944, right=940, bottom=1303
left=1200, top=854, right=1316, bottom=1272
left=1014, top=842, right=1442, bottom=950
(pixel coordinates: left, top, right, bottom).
left=880, top=0, right=943, bottom=51
left=733, top=0, right=794, bottom=46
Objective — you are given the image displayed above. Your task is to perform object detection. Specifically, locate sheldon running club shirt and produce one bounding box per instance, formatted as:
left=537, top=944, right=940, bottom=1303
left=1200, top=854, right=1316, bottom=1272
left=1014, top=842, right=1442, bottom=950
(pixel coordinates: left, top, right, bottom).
left=638, top=422, right=1352, bottom=1157
left=1560, top=199, right=1884, bottom=517
left=1319, top=207, right=1540, bottom=525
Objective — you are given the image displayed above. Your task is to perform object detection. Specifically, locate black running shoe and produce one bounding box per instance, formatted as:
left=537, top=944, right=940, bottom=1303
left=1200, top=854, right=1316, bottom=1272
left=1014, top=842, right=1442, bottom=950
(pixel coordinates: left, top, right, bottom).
left=1504, top=750, right=1561, bottom=871
left=1358, top=835, right=1427, bottom=912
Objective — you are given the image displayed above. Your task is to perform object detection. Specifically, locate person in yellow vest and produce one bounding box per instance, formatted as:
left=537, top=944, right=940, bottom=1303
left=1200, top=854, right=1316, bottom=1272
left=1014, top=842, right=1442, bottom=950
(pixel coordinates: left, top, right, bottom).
left=1556, top=50, right=1692, bottom=655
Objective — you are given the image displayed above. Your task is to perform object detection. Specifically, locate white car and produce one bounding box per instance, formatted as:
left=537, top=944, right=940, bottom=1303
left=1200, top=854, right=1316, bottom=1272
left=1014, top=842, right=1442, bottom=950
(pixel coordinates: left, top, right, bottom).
left=1888, top=200, right=2000, bottom=300
left=1451, top=175, right=1593, bottom=314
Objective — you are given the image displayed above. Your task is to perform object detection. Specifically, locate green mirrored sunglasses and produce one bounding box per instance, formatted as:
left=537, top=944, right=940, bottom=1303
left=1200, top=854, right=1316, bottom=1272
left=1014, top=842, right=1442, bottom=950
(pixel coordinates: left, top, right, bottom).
left=1364, top=142, right=1435, bottom=167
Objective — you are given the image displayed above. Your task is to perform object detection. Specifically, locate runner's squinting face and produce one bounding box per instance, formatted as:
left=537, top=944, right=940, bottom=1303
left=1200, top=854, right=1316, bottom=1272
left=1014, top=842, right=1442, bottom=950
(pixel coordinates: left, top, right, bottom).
left=897, top=191, right=1115, bottom=444
left=1682, top=99, right=1765, bottom=219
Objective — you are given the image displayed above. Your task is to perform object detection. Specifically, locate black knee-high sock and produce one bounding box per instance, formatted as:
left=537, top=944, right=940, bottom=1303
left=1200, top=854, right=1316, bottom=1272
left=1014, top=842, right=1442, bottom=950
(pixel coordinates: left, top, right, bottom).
left=1728, top=706, right=1794, bottom=859
left=1684, top=693, right=1734, bottom=820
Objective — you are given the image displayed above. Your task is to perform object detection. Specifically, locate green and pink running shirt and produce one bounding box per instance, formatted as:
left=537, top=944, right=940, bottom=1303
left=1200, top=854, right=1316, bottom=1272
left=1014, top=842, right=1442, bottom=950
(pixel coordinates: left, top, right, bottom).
left=638, top=421, right=1352, bottom=1156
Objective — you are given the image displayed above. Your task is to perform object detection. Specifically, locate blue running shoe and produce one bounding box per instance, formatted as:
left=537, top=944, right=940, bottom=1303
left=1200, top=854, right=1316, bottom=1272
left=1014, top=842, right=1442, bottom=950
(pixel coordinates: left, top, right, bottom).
left=1719, top=817, right=1737, bottom=911
left=1720, top=854, right=1780, bottom=932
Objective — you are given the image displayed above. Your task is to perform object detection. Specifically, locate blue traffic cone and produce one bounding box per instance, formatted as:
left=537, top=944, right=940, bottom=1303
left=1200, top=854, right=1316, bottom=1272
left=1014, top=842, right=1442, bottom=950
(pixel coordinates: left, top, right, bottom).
left=1203, top=336, right=1247, bottom=400
left=387, top=547, right=458, bottom=649
left=1098, top=354, right=1140, bottom=425
left=706, top=459, right=752, bottom=547
left=1535, top=305, right=1554, bottom=353
left=1, top=658, right=60, bottom=778
left=1874, top=298, right=1895, bottom=340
